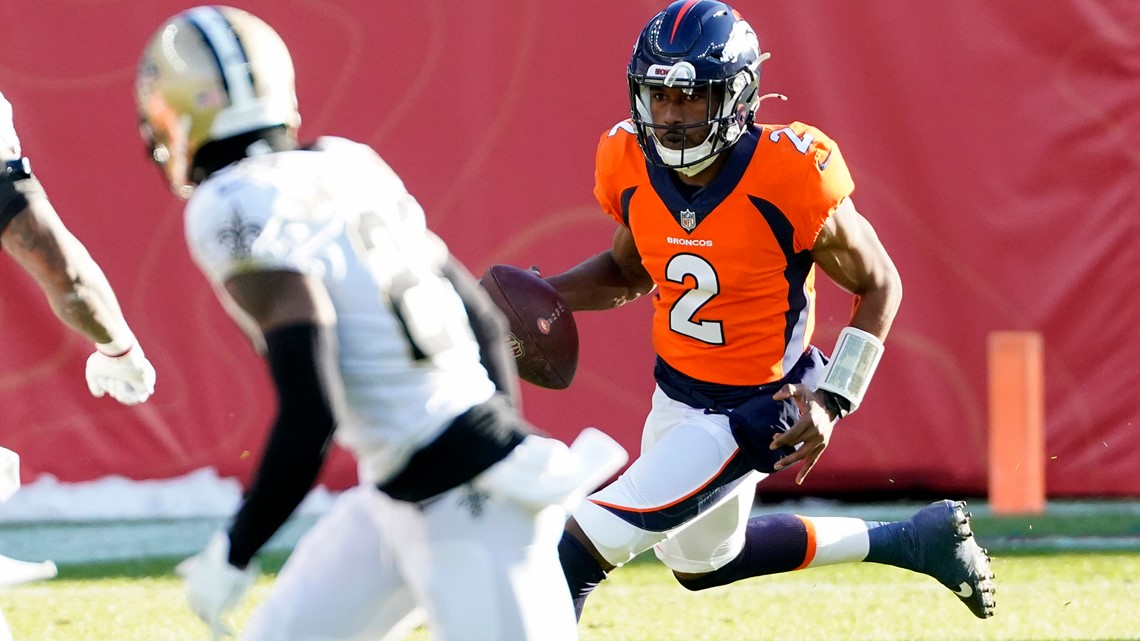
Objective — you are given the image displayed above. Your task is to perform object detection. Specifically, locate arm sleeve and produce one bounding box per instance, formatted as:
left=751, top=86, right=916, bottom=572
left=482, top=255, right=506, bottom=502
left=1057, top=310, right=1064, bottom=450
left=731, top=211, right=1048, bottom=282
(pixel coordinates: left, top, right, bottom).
left=226, top=322, right=340, bottom=567
left=442, top=255, right=522, bottom=407
left=0, top=173, right=45, bottom=237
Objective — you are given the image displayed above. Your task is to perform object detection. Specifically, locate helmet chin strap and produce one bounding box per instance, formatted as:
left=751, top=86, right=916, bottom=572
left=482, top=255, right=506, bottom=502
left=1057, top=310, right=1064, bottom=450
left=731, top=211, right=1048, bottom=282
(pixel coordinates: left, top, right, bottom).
left=671, top=150, right=719, bottom=177
left=651, top=130, right=721, bottom=176
left=675, top=160, right=717, bottom=177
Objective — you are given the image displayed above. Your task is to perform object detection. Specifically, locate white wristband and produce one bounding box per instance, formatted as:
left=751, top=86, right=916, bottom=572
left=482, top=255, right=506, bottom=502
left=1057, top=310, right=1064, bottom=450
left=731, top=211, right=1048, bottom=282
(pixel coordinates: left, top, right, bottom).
left=817, top=327, right=884, bottom=414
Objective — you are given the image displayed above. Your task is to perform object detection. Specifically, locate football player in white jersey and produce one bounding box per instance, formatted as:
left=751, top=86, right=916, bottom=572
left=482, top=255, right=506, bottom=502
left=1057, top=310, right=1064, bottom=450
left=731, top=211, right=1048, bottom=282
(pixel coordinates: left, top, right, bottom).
left=136, top=7, right=626, bottom=641
left=0, top=89, right=156, bottom=641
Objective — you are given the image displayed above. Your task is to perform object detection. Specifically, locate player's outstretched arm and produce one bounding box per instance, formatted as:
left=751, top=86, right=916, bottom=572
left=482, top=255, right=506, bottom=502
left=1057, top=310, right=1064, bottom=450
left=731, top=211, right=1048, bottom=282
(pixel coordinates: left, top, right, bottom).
left=3, top=196, right=129, bottom=344
left=544, top=224, right=655, bottom=312
left=0, top=194, right=156, bottom=405
left=2, top=91, right=154, bottom=405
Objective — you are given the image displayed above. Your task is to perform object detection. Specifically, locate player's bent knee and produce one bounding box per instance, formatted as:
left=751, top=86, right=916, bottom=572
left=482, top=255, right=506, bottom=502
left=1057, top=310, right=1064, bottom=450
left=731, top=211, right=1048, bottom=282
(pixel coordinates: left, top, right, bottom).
left=653, top=538, right=742, bottom=577
left=672, top=569, right=727, bottom=592
left=574, top=503, right=666, bottom=568
left=589, top=527, right=663, bottom=568
left=663, top=540, right=751, bottom=592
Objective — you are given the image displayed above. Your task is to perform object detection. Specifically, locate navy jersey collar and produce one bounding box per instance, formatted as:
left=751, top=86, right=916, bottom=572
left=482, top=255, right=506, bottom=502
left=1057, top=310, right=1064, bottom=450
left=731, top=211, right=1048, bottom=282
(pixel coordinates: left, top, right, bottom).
left=644, top=127, right=760, bottom=234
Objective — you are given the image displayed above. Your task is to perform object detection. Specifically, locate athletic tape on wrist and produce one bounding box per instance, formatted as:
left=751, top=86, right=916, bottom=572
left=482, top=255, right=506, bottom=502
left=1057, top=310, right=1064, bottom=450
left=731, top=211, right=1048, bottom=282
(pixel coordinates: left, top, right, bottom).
left=817, top=326, right=884, bottom=414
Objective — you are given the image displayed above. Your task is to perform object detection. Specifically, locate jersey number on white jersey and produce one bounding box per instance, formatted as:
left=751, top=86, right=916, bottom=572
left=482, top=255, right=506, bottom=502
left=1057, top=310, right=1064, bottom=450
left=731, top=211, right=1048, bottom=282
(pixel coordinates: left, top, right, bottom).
left=350, top=210, right=474, bottom=361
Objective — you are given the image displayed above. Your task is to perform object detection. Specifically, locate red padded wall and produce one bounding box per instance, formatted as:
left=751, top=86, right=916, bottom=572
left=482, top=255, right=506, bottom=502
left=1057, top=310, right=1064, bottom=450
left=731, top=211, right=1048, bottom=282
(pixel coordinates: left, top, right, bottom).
left=0, top=1, right=1136, bottom=498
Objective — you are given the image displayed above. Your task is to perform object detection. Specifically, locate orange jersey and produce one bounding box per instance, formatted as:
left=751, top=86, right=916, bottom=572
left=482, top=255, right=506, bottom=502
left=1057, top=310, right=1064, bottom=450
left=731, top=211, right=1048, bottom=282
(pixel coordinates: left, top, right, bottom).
left=594, top=120, right=854, bottom=386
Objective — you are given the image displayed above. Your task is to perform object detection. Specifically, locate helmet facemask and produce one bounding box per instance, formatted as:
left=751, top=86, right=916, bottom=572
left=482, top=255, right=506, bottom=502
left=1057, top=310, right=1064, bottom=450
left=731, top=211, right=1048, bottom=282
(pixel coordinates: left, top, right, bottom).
left=629, top=61, right=759, bottom=176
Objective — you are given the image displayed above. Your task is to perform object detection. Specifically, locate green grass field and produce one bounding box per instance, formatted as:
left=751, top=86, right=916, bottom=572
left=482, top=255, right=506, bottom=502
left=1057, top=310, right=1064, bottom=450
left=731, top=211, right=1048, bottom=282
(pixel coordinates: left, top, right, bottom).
left=3, top=552, right=1136, bottom=641
left=2, top=507, right=1137, bottom=640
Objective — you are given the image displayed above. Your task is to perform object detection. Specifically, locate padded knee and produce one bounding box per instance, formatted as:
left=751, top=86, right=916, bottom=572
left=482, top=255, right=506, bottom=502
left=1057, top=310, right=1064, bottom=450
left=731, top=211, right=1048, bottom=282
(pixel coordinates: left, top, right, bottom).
left=573, top=501, right=666, bottom=568
left=671, top=545, right=751, bottom=591
left=674, top=570, right=723, bottom=592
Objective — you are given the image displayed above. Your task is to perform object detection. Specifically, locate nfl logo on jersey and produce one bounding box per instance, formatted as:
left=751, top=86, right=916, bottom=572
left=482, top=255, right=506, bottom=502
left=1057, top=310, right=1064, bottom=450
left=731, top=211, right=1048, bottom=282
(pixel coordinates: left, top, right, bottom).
left=680, top=209, right=697, bottom=231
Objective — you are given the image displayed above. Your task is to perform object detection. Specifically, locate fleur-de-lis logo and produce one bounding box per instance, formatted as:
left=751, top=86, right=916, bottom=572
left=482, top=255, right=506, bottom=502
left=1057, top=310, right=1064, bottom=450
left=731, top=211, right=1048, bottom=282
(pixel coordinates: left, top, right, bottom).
left=216, top=208, right=262, bottom=258
left=458, top=485, right=489, bottom=518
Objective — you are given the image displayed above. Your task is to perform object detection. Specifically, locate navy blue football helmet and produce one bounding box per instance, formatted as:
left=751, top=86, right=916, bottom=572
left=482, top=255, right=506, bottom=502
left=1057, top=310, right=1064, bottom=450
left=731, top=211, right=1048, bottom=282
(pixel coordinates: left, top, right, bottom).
left=628, top=1, right=769, bottom=175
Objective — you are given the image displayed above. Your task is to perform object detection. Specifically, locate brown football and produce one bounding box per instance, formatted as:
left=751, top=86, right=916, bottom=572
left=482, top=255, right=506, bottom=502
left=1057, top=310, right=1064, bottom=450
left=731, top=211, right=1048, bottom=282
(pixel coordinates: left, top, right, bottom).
left=480, top=264, right=579, bottom=389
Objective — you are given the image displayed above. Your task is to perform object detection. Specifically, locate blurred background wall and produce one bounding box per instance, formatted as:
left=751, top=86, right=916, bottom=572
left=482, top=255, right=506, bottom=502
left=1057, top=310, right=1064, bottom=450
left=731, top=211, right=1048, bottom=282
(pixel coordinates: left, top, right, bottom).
left=0, top=0, right=1135, bottom=501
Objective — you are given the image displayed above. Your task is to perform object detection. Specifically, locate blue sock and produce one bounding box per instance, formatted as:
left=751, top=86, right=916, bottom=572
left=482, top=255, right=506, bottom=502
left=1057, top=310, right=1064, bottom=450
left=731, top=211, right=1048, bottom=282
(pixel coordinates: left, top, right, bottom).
left=558, top=530, right=607, bottom=620
left=865, top=520, right=919, bottom=570
left=675, top=513, right=808, bottom=591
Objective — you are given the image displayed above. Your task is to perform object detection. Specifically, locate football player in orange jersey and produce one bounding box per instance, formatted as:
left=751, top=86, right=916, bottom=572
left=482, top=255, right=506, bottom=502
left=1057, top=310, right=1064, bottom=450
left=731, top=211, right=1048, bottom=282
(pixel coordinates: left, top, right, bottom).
left=542, top=0, right=996, bottom=625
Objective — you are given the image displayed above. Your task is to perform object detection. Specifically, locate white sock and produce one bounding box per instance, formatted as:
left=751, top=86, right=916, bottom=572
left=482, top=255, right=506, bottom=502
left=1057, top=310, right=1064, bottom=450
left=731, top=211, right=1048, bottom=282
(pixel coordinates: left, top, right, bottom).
left=800, top=516, right=871, bottom=568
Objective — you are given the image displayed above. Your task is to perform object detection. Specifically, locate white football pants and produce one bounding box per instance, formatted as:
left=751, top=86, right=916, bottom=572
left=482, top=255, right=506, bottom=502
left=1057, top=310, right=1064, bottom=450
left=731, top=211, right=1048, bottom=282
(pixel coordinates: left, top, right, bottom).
left=241, top=483, right=577, bottom=641
left=573, top=386, right=766, bottom=574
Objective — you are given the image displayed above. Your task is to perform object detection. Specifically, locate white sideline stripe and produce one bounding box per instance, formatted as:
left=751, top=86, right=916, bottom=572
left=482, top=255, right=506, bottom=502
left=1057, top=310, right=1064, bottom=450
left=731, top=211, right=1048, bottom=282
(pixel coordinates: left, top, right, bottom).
left=0, top=468, right=336, bottom=565
left=1, top=482, right=1137, bottom=565
left=0, top=516, right=320, bottom=565
left=991, top=536, right=1140, bottom=551
left=0, top=468, right=336, bottom=523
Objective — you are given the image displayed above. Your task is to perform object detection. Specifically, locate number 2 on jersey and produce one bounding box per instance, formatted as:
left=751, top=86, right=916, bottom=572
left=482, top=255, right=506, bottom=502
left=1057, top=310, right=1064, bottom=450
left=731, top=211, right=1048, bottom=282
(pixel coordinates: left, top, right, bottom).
left=769, top=127, right=814, bottom=154
left=666, top=254, right=724, bottom=345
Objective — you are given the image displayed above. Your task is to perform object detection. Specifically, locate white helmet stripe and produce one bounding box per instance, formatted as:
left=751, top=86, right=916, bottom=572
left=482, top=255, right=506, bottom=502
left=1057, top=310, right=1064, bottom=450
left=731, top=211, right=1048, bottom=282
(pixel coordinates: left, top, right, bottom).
left=185, top=7, right=257, bottom=108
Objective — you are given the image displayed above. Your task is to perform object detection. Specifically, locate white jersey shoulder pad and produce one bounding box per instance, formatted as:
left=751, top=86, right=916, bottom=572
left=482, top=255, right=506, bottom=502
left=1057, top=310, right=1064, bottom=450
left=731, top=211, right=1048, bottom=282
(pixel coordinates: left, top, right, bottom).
left=184, top=163, right=301, bottom=285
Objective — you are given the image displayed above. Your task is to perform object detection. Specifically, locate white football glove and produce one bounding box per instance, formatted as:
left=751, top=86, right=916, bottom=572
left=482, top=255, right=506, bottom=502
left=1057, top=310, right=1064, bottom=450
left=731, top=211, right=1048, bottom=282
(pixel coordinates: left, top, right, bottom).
left=0, top=446, right=19, bottom=504
left=0, top=89, right=21, bottom=161
left=85, top=343, right=156, bottom=405
left=176, top=532, right=258, bottom=640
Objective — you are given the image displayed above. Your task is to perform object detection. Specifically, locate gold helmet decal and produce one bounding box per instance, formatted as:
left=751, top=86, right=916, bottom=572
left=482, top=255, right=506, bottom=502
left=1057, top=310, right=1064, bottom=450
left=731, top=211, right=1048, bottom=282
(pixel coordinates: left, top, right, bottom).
left=136, top=6, right=301, bottom=198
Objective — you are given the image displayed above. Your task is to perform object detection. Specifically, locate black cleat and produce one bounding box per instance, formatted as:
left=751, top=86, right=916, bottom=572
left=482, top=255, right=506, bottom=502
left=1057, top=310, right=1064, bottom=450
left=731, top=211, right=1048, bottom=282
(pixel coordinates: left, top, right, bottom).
left=907, top=500, right=997, bottom=619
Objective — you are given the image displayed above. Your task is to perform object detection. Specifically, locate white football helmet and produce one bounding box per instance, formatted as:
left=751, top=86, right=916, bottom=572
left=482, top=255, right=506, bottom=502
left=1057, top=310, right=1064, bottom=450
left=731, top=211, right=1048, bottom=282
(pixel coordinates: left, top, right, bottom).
left=135, top=6, right=301, bottom=198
